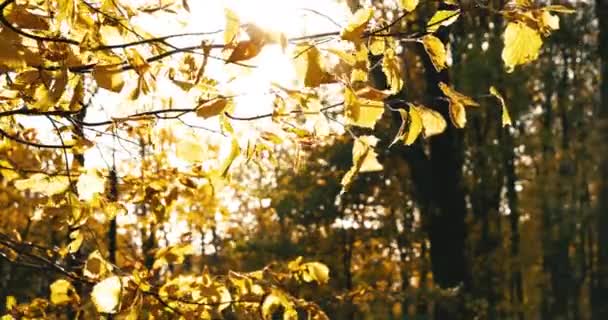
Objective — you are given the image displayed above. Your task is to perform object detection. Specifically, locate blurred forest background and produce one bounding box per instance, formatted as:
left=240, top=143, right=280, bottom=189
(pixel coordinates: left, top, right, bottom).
left=1, top=0, right=607, bottom=319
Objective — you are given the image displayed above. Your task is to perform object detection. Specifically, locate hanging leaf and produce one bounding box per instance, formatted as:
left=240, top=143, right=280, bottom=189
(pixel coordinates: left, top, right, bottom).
left=422, top=35, right=448, bottom=71
left=489, top=86, right=512, bottom=127
left=411, top=104, right=447, bottom=137
left=196, top=98, right=229, bottom=119
left=502, top=22, right=543, bottom=72
left=50, top=279, right=79, bottom=305
left=382, top=48, right=403, bottom=94
left=294, top=44, right=333, bottom=87
left=439, top=82, right=479, bottom=128
left=66, top=230, right=84, bottom=254
left=341, top=8, right=373, bottom=43
left=84, top=250, right=114, bottom=280
left=426, top=10, right=460, bottom=33
left=224, top=8, right=240, bottom=45
left=399, top=0, right=419, bottom=12
left=341, top=136, right=383, bottom=193
left=14, top=173, right=70, bottom=196
left=93, top=65, right=125, bottom=93
left=91, top=276, right=122, bottom=314
left=227, top=40, right=263, bottom=63
left=153, top=244, right=194, bottom=269
left=300, top=262, right=330, bottom=285
left=344, top=87, right=386, bottom=129
left=392, top=107, right=422, bottom=146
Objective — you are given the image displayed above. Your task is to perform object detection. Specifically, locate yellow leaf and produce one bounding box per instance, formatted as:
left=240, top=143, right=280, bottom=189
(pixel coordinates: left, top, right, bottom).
left=126, top=49, right=150, bottom=75
left=197, top=98, right=229, bottom=118
left=399, top=0, right=419, bottom=12
left=449, top=102, right=466, bottom=128
left=540, top=11, right=559, bottom=31
left=368, top=37, right=385, bottom=56
left=92, top=276, right=122, bottom=314
left=301, top=262, right=330, bottom=285
left=543, top=5, right=576, bottom=13
left=410, top=104, right=447, bottom=137
left=67, top=230, right=83, bottom=254
left=341, top=136, right=382, bottom=193
left=50, top=279, right=78, bottom=305
left=439, top=82, right=478, bottom=128
left=341, top=8, right=373, bottom=43
left=227, top=40, right=263, bottom=63
left=392, top=107, right=422, bottom=146
left=77, top=170, right=105, bottom=201
left=93, top=65, right=125, bottom=93
left=502, top=22, right=542, bottom=72
left=176, top=140, right=205, bottom=163
left=56, top=0, right=76, bottom=26
left=5, top=296, right=16, bottom=310
left=382, top=48, right=403, bottom=94
left=422, top=35, right=448, bottom=72
left=224, top=8, right=240, bottom=45
left=325, top=48, right=356, bottom=66
left=344, top=87, right=385, bottom=129
left=84, top=250, right=114, bottom=280
left=153, top=244, right=194, bottom=269
left=427, top=10, right=460, bottom=33
left=350, top=44, right=370, bottom=84
left=14, top=173, right=70, bottom=196
left=489, top=86, right=512, bottom=127
left=261, top=291, right=291, bottom=320
left=294, top=44, right=333, bottom=87
left=218, top=138, right=240, bottom=177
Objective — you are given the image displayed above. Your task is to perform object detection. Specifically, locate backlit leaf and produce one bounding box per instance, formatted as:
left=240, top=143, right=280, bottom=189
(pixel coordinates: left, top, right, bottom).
left=93, top=65, right=125, bottom=93
left=341, top=136, right=382, bottom=193
left=224, top=8, right=240, bottom=45
left=502, top=22, right=542, bottom=72
left=344, top=87, right=385, bottom=129
left=490, top=86, right=512, bottom=127
left=196, top=98, right=229, bottom=119
left=399, top=0, right=419, bottom=12
left=439, top=82, right=479, bottom=128
left=392, top=107, right=422, bottom=146
left=341, top=8, right=373, bottom=43
left=84, top=250, right=114, bottom=280
left=14, top=173, right=70, bottom=196
left=427, top=10, right=460, bottom=33
left=91, top=276, right=122, bottom=314
left=422, top=35, right=448, bottom=71
left=382, top=48, right=403, bottom=94
left=295, top=44, right=333, bottom=87
left=227, top=40, right=263, bottom=63
left=411, top=104, right=447, bottom=137
left=300, top=262, right=330, bottom=285
left=50, top=280, right=78, bottom=305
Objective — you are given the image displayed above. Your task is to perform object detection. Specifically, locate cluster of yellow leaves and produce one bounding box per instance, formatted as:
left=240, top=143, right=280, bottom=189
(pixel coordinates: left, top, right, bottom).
left=391, top=104, right=446, bottom=146
left=501, top=4, right=574, bottom=72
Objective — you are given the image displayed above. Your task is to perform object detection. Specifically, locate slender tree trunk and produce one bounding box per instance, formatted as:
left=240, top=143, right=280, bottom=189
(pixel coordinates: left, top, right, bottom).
left=593, top=1, right=608, bottom=319
left=108, top=162, right=118, bottom=264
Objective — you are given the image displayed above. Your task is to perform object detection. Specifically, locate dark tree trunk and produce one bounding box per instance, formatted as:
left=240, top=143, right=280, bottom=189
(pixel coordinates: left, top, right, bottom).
left=593, top=1, right=608, bottom=319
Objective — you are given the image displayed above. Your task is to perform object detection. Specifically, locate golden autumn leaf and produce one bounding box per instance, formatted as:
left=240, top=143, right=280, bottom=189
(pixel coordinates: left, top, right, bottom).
left=351, top=44, right=370, bottom=83
left=368, top=37, right=385, bottom=55
left=262, top=290, right=295, bottom=320
left=224, top=8, right=240, bottom=45
left=217, top=138, right=240, bottom=177
left=344, top=87, right=385, bottom=129
left=84, top=250, right=114, bottom=280
left=14, top=173, right=70, bottom=196
left=294, top=44, right=333, bottom=87
left=300, top=262, right=330, bottom=285
left=411, top=104, right=447, bottom=137
left=439, top=82, right=479, bottom=128
left=427, top=10, right=460, bottom=33
left=502, top=22, right=543, bottom=72
left=382, top=48, right=403, bottom=94
left=489, top=86, right=512, bottom=127
left=66, top=230, right=83, bottom=254
left=341, top=135, right=382, bottom=193
left=91, top=276, right=122, bottom=314
left=153, top=244, right=194, bottom=269
left=422, top=35, right=448, bottom=72
left=227, top=40, right=263, bottom=63
left=341, top=8, right=373, bottom=43
left=196, top=98, right=229, bottom=119
left=176, top=140, right=205, bottom=163
left=392, top=107, right=422, bottom=146
left=50, top=279, right=78, bottom=305
left=93, top=65, right=125, bottom=93
left=399, top=0, right=419, bottom=12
